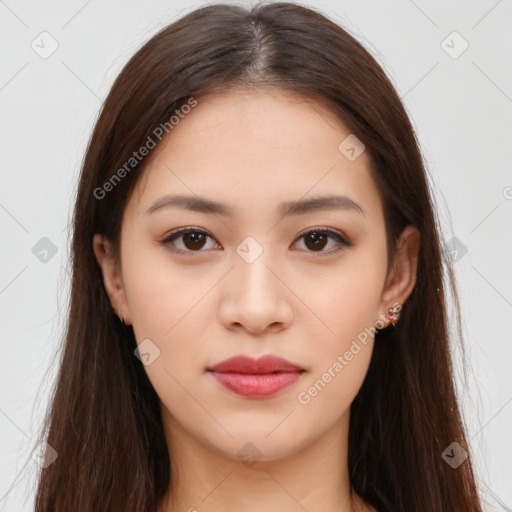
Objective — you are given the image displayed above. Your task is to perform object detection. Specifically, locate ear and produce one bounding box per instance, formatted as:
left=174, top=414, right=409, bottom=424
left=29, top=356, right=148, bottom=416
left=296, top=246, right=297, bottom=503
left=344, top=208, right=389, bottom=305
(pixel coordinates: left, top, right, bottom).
left=92, top=234, right=131, bottom=325
left=378, top=225, right=420, bottom=327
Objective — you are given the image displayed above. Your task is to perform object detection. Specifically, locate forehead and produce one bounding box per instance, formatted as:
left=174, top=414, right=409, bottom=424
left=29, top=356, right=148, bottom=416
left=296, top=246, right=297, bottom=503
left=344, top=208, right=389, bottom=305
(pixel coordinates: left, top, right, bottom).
left=127, top=89, right=382, bottom=222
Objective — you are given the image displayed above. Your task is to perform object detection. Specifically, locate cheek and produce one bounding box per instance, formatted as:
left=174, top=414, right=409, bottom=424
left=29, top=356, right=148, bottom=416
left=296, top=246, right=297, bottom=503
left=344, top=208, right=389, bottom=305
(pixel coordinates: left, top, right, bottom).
left=120, top=239, right=217, bottom=387
left=304, top=249, right=385, bottom=345
left=295, top=250, right=385, bottom=406
left=121, top=236, right=210, bottom=338
left=120, top=247, right=212, bottom=422
left=294, top=285, right=378, bottom=421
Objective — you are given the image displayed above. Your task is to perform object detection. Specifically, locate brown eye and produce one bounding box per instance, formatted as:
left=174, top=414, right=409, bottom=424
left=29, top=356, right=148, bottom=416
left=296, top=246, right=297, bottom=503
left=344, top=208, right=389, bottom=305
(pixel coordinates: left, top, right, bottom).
left=294, top=228, right=352, bottom=255
left=303, top=231, right=329, bottom=251
left=161, top=228, right=218, bottom=253
left=161, top=227, right=352, bottom=256
left=181, top=232, right=208, bottom=250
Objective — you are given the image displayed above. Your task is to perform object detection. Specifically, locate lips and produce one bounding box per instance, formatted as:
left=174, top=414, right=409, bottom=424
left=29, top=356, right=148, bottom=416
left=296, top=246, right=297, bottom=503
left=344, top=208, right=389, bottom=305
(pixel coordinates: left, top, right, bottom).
left=207, top=355, right=305, bottom=398
left=208, top=354, right=304, bottom=374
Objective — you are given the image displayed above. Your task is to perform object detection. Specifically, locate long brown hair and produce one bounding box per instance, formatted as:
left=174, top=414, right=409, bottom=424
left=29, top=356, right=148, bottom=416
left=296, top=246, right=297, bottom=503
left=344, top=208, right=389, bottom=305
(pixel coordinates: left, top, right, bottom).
left=23, top=2, right=487, bottom=510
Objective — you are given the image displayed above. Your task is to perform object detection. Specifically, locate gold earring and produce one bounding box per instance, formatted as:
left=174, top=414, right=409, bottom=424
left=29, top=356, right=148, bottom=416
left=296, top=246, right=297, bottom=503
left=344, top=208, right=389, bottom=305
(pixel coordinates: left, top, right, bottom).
left=387, top=303, right=402, bottom=327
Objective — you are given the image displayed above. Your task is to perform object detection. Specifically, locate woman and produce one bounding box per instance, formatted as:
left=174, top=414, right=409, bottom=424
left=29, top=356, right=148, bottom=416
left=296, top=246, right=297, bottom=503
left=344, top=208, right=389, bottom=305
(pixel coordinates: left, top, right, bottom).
left=32, top=3, right=485, bottom=511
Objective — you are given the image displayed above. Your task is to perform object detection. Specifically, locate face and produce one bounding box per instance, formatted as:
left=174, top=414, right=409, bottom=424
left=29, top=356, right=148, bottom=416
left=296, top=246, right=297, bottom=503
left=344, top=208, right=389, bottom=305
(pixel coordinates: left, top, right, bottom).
left=94, top=88, right=419, bottom=464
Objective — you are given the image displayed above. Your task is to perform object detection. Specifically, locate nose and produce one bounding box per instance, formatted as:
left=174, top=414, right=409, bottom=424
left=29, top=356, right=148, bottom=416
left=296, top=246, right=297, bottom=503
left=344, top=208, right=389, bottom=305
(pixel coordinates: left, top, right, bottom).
left=218, top=251, right=293, bottom=336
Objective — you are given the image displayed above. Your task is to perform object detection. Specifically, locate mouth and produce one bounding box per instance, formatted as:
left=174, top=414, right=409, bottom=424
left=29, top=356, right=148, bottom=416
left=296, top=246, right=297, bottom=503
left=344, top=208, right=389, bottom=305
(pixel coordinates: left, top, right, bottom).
left=207, top=354, right=306, bottom=398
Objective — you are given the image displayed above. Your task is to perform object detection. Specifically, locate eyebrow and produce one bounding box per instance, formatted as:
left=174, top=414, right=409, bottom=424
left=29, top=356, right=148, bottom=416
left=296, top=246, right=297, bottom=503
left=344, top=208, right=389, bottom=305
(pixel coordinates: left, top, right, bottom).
left=145, top=193, right=366, bottom=218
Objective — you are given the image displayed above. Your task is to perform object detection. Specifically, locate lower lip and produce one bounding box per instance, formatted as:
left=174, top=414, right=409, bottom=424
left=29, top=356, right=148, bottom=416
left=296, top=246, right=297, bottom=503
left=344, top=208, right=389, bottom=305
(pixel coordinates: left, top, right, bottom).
left=209, top=371, right=303, bottom=397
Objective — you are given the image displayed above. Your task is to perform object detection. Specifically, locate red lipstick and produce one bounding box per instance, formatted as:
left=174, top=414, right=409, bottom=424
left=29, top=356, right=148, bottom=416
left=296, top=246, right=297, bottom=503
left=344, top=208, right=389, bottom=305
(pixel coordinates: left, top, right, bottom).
left=207, top=355, right=305, bottom=398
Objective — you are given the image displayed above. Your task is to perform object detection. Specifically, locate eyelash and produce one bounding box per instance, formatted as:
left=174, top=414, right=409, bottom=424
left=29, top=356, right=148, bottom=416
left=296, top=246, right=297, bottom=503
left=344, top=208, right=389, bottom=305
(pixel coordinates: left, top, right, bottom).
left=159, top=226, right=353, bottom=256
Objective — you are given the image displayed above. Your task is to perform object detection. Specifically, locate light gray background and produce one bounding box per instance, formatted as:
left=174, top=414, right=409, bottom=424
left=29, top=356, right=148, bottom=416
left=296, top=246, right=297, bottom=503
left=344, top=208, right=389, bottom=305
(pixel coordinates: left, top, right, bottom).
left=1, top=0, right=511, bottom=510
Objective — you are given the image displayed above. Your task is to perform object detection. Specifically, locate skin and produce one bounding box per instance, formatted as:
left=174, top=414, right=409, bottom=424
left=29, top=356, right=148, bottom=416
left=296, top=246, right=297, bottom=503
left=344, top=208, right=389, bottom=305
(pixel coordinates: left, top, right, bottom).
left=93, top=88, right=420, bottom=512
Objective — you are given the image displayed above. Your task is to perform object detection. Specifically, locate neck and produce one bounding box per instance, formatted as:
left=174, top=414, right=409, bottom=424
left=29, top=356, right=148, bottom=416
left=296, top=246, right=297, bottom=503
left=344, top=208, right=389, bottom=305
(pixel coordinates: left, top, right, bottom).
left=158, top=408, right=373, bottom=512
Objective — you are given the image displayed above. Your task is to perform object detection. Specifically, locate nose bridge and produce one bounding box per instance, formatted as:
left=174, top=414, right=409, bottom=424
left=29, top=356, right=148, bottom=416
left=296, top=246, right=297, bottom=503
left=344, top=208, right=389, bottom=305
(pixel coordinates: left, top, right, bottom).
left=234, top=234, right=281, bottom=303
left=219, top=233, right=292, bottom=333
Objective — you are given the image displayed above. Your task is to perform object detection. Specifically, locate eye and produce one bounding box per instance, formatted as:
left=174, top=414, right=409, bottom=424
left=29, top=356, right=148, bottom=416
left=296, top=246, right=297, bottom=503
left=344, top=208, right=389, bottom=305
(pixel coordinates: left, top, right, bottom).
left=293, top=227, right=353, bottom=255
left=160, top=226, right=352, bottom=255
left=160, top=227, right=219, bottom=253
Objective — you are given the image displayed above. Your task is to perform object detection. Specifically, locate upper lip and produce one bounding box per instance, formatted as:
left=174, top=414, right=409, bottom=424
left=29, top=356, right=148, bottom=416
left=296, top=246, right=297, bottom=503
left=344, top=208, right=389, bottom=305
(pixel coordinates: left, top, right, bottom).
left=208, top=355, right=304, bottom=374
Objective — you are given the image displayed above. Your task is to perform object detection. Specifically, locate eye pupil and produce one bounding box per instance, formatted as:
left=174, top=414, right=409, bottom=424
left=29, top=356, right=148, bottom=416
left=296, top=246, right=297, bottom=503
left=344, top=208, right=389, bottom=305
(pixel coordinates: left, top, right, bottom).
left=305, top=232, right=327, bottom=251
left=184, top=232, right=207, bottom=250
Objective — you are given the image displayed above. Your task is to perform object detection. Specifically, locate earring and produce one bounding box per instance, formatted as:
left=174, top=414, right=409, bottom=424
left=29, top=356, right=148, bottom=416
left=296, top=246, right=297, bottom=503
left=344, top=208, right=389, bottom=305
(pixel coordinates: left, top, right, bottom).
left=118, top=314, right=124, bottom=325
left=387, top=303, right=402, bottom=327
